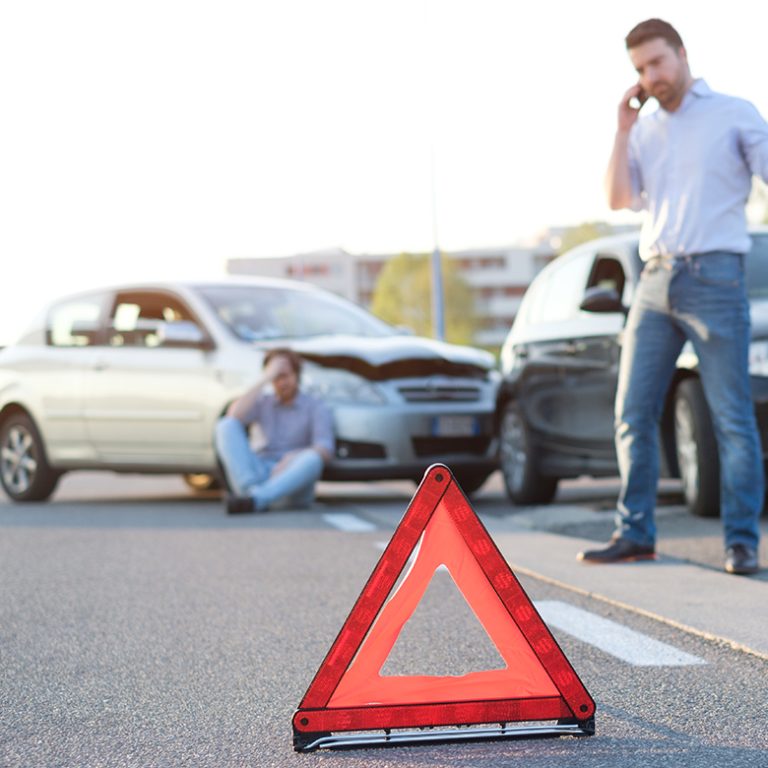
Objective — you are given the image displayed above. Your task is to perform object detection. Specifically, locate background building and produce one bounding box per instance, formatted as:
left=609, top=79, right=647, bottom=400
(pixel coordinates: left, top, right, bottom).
left=228, top=240, right=559, bottom=350
left=227, top=224, right=644, bottom=348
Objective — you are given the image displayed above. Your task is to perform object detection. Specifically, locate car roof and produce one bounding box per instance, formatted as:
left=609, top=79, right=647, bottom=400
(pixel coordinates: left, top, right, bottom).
left=52, top=275, right=328, bottom=302
left=560, top=224, right=768, bottom=260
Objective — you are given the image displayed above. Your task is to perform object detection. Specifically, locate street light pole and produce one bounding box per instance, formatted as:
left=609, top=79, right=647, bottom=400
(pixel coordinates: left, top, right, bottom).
left=431, top=146, right=445, bottom=341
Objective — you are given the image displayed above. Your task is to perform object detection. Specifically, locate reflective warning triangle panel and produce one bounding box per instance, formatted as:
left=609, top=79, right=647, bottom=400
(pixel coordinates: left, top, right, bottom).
left=293, top=464, right=595, bottom=748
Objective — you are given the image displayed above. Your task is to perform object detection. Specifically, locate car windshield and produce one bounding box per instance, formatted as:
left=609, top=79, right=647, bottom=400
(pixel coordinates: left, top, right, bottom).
left=196, top=284, right=394, bottom=341
left=746, top=234, right=768, bottom=299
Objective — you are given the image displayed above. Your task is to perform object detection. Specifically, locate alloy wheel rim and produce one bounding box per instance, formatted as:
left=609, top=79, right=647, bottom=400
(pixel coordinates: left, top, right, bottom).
left=500, top=410, right=527, bottom=492
left=1, top=425, right=38, bottom=494
left=674, top=398, right=699, bottom=503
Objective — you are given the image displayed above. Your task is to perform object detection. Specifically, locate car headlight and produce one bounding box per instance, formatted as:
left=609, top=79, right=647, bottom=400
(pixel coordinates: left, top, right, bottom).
left=749, top=340, right=768, bottom=377
left=305, top=367, right=387, bottom=405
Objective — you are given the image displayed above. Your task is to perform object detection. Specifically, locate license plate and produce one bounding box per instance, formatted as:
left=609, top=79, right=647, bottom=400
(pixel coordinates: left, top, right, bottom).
left=432, top=415, right=478, bottom=437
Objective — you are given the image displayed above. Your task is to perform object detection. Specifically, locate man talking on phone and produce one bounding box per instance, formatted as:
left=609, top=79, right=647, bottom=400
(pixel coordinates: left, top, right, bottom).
left=578, top=18, right=768, bottom=574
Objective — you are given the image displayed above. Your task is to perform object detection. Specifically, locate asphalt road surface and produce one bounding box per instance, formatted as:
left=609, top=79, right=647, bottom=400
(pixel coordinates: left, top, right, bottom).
left=1, top=471, right=766, bottom=768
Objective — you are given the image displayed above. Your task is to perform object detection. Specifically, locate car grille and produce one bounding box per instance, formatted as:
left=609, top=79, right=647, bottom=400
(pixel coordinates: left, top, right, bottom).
left=411, top=436, right=492, bottom=457
left=398, top=384, right=482, bottom=402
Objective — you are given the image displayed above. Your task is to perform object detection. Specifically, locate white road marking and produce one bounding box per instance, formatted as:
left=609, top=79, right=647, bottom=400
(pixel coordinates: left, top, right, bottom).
left=322, top=513, right=377, bottom=532
left=368, top=543, right=705, bottom=667
left=535, top=601, right=706, bottom=667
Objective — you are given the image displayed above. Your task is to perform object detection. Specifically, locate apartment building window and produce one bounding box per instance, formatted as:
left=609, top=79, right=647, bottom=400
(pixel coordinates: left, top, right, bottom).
left=455, top=256, right=505, bottom=271
left=287, top=264, right=330, bottom=277
left=358, top=262, right=383, bottom=277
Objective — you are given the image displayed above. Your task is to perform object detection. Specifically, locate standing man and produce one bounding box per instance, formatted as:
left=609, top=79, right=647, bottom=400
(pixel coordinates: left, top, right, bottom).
left=579, top=18, right=768, bottom=574
left=216, top=348, right=334, bottom=513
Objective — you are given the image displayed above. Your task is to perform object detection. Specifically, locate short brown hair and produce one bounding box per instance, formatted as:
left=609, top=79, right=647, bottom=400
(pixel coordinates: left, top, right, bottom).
left=625, top=19, right=684, bottom=51
left=263, top=347, right=302, bottom=376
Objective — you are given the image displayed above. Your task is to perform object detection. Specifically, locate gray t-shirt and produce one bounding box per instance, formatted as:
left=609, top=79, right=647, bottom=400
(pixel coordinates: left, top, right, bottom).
left=242, top=391, right=335, bottom=461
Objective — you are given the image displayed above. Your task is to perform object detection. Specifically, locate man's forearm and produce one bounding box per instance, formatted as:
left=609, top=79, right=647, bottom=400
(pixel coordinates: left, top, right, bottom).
left=227, top=376, right=268, bottom=422
left=605, top=130, right=634, bottom=210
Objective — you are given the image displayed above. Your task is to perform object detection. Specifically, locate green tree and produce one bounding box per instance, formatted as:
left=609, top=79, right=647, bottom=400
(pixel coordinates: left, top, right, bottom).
left=557, top=221, right=615, bottom=255
left=370, top=252, right=477, bottom=345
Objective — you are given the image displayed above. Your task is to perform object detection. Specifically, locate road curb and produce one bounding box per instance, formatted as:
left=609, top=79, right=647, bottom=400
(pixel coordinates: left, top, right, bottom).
left=490, top=529, right=768, bottom=661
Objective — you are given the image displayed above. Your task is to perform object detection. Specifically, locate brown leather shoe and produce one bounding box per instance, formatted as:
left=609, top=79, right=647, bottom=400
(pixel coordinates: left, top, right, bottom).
left=577, top=537, right=656, bottom=564
left=724, top=544, right=759, bottom=575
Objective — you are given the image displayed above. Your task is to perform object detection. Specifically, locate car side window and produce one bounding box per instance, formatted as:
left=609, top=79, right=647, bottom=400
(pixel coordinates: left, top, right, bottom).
left=47, top=295, right=106, bottom=347
left=587, top=254, right=627, bottom=299
left=108, top=292, right=199, bottom=348
left=527, top=251, right=594, bottom=326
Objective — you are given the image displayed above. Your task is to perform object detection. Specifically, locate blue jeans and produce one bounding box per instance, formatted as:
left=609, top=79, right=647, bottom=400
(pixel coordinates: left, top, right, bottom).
left=215, top=416, right=324, bottom=510
left=615, top=251, right=763, bottom=549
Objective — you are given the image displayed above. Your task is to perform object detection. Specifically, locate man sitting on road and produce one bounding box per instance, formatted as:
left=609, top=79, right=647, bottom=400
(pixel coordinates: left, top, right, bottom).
left=216, top=348, right=334, bottom=514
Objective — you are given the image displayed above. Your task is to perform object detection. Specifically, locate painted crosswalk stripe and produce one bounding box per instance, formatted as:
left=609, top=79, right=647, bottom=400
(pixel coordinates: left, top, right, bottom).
left=322, top=513, right=377, bottom=532
left=535, top=600, right=706, bottom=667
left=368, top=543, right=705, bottom=667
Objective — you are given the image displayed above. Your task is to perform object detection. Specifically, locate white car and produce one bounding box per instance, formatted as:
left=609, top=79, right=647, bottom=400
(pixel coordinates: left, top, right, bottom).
left=0, top=277, right=499, bottom=502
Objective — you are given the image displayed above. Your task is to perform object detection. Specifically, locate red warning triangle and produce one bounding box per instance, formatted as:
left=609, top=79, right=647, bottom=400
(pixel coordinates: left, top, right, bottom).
left=293, top=464, right=595, bottom=750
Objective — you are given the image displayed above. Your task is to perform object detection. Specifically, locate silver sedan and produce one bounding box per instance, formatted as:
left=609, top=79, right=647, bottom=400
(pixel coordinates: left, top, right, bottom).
left=0, top=277, right=499, bottom=502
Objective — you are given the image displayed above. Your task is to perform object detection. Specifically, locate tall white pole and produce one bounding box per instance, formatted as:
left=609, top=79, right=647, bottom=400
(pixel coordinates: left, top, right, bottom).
left=430, top=146, right=445, bottom=341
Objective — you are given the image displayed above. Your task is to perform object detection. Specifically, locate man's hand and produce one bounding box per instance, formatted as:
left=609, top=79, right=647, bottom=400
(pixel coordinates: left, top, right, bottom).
left=270, top=451, right=297, bottom=477
left=261, top=354, right=293, bottom=385
left=617, top=83, right=645, bottom=133
left=270, top=446, right=329, bottom=478
left=227, top=353, right=297, bottom=422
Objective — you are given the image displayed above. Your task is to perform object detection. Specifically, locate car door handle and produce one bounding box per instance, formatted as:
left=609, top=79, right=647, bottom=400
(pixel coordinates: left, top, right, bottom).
left=93, top=361, right=109, bottom=371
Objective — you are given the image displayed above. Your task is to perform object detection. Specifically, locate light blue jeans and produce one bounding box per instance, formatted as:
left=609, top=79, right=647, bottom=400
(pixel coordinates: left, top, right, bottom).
left=615, top=251, right=763, bottom=549
left=215, top=416, right=324, bottom=511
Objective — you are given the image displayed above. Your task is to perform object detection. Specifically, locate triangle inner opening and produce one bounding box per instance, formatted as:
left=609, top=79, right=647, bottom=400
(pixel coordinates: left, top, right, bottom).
left=380, top=566, right=506, bottom=677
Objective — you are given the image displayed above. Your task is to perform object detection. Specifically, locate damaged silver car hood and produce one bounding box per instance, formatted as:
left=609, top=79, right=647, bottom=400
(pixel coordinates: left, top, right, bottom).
left=280, top=335, right=495, bottom=381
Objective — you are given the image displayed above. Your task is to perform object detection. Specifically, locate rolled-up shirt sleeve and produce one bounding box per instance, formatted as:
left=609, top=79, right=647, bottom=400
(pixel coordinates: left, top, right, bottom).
left=740, top=101, right=768, bottom=183
left=311, top=399, right=335, bottom=459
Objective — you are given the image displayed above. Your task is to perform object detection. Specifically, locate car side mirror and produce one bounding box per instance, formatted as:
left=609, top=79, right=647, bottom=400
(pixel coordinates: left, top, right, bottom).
left=157, top=320, right=213, bottom=349
left=580, top=286, right=628, bottom=315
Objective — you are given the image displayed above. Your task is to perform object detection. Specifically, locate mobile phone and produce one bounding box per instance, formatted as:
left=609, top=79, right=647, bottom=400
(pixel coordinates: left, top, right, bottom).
left=629, top=86, right=648, bottom=110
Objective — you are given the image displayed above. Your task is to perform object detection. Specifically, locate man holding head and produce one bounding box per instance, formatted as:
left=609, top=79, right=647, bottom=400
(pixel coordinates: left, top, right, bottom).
left=216, top=348, right=334, bottom=514
left=579, top=19, right=768, bottom=574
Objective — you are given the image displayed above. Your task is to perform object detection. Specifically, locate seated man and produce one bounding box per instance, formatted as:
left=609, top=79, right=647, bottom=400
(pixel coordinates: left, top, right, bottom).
left=216, top=348, right=334, bottom=514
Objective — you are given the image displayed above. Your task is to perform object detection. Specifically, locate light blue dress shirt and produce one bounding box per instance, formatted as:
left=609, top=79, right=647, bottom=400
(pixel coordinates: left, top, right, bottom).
left=628, top=79, right=768, bottom=260
left=243, top=391, right=335, bottom=461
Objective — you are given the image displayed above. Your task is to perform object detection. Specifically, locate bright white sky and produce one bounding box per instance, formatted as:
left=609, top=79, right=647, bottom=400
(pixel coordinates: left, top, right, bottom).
left=2, top=1, right=767, bottom=344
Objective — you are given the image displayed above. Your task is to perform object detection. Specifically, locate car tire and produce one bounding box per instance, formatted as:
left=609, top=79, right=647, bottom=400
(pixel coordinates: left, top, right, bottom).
left=453, top=469, right=493, bottom=496
left=499, top=402, right=558, bottom=505
left=0, top=412, right=61, bottom=502
left=673, top=378, right=720, bottom=518
left=182, top=473, right=223, bottom=492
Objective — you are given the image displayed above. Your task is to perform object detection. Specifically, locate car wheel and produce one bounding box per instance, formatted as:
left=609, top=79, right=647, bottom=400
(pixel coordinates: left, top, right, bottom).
left=499, top=402, right=558, bottom=505
left=673, top=378, right=720, bottom=517
left=0, top=412, right=61, bottom=502
left=453, top=469, right=493, bottom=496
left=182, top=473, right=223, bottom=492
